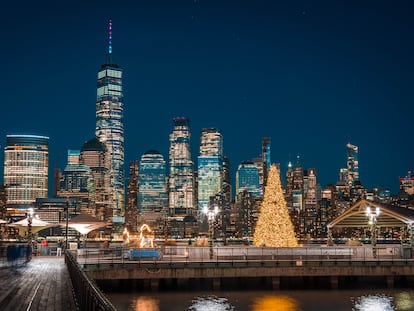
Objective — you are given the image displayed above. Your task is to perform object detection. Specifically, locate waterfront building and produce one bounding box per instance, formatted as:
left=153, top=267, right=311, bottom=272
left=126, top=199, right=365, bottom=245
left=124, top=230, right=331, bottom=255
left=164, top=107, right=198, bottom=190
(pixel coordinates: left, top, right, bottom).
left=197, top=128, right=223, bottom=216
left=138, top=150, right=168, bottom=235
left=168, top=117, right=195, bottom=219
left=79, top=137, right=111, bottom=222
left=95, top=20, right=125, bottom=220
left=4, top=134, right=49, bottom=208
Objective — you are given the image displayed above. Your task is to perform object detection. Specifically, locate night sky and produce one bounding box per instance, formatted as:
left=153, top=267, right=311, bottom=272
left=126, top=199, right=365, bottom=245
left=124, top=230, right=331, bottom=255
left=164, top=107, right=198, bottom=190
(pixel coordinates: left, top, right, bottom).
left=2, top=0, right=413, bottom=195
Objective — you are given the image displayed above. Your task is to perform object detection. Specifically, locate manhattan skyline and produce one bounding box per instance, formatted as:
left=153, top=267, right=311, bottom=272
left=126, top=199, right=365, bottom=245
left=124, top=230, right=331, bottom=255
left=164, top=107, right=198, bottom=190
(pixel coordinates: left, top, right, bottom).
left=2, top=0, right=413, bottom=194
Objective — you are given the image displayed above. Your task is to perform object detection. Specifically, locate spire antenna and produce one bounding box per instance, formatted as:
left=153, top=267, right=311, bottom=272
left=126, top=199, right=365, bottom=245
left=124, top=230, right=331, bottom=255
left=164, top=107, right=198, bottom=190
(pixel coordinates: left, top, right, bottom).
left=108, top=19, right=113, bottom=64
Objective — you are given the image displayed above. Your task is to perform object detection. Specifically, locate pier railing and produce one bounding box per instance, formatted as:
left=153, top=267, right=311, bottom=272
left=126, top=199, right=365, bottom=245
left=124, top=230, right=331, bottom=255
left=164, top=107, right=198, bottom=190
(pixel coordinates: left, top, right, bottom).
left=65, top=250, right=117, bottom=311
left=73, top=244, right=413, bottom=267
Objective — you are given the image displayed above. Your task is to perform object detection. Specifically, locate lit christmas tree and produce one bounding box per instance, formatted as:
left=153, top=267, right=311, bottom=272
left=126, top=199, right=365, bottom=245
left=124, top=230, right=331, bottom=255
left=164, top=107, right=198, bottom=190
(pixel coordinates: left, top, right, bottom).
left=253, top=164, right=298, bottom=247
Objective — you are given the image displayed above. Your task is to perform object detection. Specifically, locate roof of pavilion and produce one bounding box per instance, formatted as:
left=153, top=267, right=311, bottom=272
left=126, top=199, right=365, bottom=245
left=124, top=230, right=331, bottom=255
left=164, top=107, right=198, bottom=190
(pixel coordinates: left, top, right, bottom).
left=327, top=199, right=414, bottom=229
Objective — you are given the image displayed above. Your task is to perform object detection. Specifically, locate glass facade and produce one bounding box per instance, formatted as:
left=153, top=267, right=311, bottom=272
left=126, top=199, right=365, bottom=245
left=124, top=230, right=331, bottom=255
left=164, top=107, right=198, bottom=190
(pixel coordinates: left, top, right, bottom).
left=168, top=117, right=195, bottom=218
left=197, top=128, right=223, bottom=216
left=4, top=134, right=49, bottom=206
left=95, top=62, right=125, bottom=219
left=235, top=161, right=261, bottom=197
left=138, top=150, right=168, bottom=214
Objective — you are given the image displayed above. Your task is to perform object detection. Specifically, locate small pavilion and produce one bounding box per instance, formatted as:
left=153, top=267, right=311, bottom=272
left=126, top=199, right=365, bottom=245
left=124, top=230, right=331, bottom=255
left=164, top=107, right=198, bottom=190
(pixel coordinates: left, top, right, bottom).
left=327, top=199, right=414, bottom=246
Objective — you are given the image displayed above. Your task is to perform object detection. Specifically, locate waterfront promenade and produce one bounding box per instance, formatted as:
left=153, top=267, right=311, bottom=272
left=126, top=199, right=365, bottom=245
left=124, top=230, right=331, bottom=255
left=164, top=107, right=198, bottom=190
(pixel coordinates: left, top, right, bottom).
left=0, top=256, right=77, bottom=311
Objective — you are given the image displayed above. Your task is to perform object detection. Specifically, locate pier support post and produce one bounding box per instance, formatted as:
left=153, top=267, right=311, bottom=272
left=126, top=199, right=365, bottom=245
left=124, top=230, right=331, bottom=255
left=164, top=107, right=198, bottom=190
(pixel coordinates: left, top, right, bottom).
left=386, top=276, right=394, bottom=288
left=330, top=276, right=339, bottom=289
left=212, top=278, right=221, bottom=290
left=150, top=279, right=159, bottom=291
left=271, top=277, right=280, bottom=290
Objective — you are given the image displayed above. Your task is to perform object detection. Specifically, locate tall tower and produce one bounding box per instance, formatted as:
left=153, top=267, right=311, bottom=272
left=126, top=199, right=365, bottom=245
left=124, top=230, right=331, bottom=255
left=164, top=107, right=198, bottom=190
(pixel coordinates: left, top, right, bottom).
left=197, top=128, right=223, bottom=216
left=168, top=117, right=195, bottom=218
left=346, top=143, right=359, bottom=188
left=261, top=137, right=271, bottom=184
left=95, top=20, right=125, bottom=220
left=4, top=135, right=49, bottom=207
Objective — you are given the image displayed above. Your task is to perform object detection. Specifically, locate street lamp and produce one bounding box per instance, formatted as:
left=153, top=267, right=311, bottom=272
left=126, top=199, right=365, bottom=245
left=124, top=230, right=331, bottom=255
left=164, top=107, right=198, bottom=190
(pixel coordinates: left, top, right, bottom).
left=65, top=199, right=69, bottom=251
left=366, top=206, right=380, bottom=257
left=203, top=204, right=218, bottom=259
left=27, top=207, right=34, bottom=243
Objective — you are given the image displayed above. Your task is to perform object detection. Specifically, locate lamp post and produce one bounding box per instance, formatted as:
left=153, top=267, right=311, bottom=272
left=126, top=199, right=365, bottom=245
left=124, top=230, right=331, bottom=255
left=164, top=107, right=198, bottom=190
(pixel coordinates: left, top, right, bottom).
left=65, top=199, right=69, bottom=251
left=27, top=207, right=34, bottom=244
left=366, top=206, right=380, bottom=258
left=203, top=204, right=218, bottom=259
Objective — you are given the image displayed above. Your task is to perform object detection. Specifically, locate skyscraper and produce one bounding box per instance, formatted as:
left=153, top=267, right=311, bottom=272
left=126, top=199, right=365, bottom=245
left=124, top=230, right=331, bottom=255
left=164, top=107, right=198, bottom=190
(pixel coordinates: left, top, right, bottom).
left=346, top=143, right=359, bottom=188
left=4, top=134, right=49, bottom=206
left=168, top=117, right=195, bottom=218
left=138, top=150, right=168, bottom=223
left=95, top=20, right=124, bottom=220
left=57, top=150, right=92, bottom=213
left=79, top=137, right=111, bottom=221
left=197, top=128, right=223, bottom=216
left=261, top=137, right=271, bottom=183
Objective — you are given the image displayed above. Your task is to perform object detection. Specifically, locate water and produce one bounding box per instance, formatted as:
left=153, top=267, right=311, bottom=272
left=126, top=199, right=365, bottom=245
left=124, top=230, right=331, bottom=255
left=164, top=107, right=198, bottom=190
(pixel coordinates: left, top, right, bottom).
left=107, top=289, right=414, bottom=311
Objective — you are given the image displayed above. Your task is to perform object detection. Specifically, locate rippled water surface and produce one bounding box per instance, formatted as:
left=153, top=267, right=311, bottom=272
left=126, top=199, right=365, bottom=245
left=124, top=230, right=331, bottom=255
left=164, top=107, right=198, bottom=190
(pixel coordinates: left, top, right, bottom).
left=107, top=289, right=414, bottom=311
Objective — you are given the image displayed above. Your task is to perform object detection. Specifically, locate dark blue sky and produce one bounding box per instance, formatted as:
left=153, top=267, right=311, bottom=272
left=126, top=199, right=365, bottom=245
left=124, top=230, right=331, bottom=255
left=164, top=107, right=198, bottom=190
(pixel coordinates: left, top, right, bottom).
left=2, top=0, right=413, bottom=194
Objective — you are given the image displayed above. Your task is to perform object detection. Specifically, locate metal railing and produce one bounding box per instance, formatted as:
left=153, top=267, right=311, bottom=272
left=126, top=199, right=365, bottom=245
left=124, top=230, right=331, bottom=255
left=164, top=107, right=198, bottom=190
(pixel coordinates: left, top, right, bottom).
left=65, top=250, right=117, bottom=311
left=73, top=244, right=413, bottom=268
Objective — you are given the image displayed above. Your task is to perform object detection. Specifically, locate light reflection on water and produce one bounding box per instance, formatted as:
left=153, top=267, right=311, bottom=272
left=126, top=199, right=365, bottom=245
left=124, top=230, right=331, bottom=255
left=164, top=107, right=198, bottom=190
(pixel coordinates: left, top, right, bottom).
left=110, top=290, right=414, bottom=311
left=189, top=296, right=235, bottom=311
left=352, top=294, right=394, bottom=311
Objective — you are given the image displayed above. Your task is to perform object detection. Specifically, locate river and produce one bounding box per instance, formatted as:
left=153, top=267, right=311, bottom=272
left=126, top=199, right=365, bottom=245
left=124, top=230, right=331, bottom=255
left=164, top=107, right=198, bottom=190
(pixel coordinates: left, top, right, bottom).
left=106, top=288, right=414, bottom=310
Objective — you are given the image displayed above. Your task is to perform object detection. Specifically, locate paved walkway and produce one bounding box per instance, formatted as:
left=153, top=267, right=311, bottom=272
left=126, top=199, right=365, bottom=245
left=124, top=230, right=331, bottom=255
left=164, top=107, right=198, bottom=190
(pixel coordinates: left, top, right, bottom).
left=0, top=256, right=78, bottom=311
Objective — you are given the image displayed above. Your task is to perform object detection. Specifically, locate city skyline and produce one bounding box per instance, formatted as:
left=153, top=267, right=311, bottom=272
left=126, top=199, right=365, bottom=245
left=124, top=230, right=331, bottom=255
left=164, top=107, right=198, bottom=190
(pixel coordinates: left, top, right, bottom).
left=2, top=1, right=413, bottom=194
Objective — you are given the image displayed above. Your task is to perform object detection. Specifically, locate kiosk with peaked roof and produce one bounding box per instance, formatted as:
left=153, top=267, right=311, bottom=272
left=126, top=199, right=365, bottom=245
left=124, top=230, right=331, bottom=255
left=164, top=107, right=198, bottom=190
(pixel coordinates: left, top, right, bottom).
left=327, top=199, right=414, bottom=246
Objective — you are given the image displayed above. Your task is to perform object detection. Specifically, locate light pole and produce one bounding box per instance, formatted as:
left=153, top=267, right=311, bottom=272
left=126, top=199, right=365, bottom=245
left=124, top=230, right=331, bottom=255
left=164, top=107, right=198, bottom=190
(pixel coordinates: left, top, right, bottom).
left=27, top=207, right=34, bottom=244
left=203, top=204, right=218, bottom=259
left=366, top=206, right=380, bottom=257
left=65, top=199, right=69, bottom=251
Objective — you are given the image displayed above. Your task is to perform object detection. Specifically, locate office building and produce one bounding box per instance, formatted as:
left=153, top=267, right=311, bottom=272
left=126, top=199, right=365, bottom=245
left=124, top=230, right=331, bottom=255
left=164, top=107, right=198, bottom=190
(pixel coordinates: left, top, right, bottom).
left=138, top=150, right=168, bottom=230
left=4, top=134, right=49, bottom=207
left=168, top=117, right=195, bottom=218
left=235, top=161, right=261, bottom=198
left=79, top=137, right=111, bottom=221
left=125, top=161, right=139, bottom=232
left=95, top=20, right=125, bottom=220
left=346, top=143, right=359, bottom=188
left=56, top=150, right=93, bottom=213
left=197, top=128, right=223, bottom=216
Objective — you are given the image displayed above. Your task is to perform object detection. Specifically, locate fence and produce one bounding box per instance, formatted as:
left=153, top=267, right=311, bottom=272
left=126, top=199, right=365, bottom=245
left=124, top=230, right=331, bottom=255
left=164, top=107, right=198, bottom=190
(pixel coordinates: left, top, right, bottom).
left=65, top=250, right=117, bottom=311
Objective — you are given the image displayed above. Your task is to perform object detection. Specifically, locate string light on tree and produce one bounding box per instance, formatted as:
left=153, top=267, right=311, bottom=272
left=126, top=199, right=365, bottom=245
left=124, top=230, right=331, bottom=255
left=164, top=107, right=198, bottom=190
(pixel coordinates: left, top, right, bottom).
left=253, top=164, right=298, bottom=247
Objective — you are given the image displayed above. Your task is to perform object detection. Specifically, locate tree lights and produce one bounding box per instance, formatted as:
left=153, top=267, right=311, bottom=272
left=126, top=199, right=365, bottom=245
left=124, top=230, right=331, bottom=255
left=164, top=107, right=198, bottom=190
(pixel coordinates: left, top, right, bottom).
left=253, top=164, right=298, bottom=247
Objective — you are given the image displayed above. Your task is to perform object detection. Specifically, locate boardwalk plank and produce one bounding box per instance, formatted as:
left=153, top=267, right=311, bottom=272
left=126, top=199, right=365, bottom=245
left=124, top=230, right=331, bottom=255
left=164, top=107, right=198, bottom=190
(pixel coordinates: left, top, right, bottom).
left=0, top=257, right=78, bottom=311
